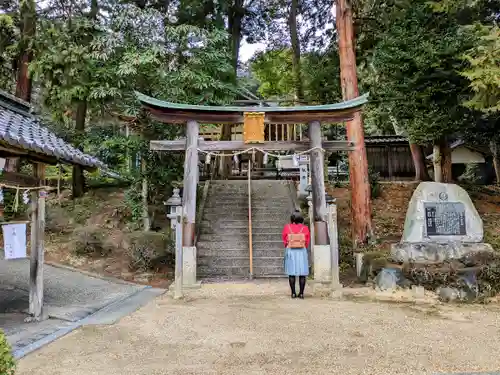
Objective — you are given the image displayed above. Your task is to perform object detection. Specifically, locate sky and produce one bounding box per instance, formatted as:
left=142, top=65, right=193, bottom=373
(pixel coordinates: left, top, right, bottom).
left=239, top=40, right=266, bottom=62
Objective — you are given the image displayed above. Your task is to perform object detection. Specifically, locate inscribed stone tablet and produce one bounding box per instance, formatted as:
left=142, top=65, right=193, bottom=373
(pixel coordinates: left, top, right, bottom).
left=424, top=202, right=466, bottom=236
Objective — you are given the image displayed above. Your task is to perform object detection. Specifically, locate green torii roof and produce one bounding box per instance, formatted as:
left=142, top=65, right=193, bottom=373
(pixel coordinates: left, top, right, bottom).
left=135, top=91, right=369, bottom=113
left=135, top=91, right=369, bottom=124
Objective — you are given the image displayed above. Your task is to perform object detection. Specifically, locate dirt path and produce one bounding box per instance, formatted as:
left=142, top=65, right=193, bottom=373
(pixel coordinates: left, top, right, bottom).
left=17, top=281, right=500, bottom=375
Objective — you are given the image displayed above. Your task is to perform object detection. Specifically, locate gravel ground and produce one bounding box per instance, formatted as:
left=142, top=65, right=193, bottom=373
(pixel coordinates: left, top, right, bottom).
left=17, top=280, right=500, bottom=375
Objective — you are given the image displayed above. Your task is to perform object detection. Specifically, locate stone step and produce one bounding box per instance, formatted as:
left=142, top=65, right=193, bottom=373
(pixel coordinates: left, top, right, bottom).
left=197, top=265, right=250, bottom=278
left=253, top=265, right=285, bottom=277
left=197, top=233, right=249, bottom=242
left=198, top=256, right=284, bottom=268
left=200, top=220, right=249, bottom=229
left=197, top=248, right=282, bottom=258
left=250, top=233, right=283, bottom=241
left=199, top=227, right=248, bottom=235
left=203, top=212, right=249, bottom=220
left=205, top=198, right=248, bottom=210
left=197, top=249, right=249, bottom=257
left=197, top=240, right=249, bottom=250
left=197, top=265, right=285, bottom=278
left=252, top=240, right=284, bottom=250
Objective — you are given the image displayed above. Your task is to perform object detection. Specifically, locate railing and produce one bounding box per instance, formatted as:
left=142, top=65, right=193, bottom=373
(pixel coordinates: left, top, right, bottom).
left=247, top=160, right=253, bottom=279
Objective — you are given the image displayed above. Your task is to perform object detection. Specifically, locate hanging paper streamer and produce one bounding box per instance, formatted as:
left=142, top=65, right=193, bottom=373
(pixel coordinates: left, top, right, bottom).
left=3, top=223, right=27, bottom=259
left=22, top=190, right=29, bottom=204
left=263, top=152, right=268, bottom=166
left=276, top=157, right=282, bottom=170
left=233, top=154, right=239, bottom=165
left=292, top=154, right=299, bottom=167
left=0, top=188, right=3, bottom=204
left=205, top=153, right=211, bottom=165
left=0, top=158, right=5, bottom=176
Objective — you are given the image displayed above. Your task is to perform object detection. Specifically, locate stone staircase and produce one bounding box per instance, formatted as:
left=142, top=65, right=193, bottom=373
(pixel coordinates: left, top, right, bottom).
left=197, top=180, right=294, bottom=279
left=251, top=180, right=292, bottom=277
left=197, top=181, right=250, bottom=279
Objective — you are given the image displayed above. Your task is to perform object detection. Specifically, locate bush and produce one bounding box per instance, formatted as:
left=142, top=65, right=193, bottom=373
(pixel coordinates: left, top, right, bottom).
left=368, top=167, right=381, bottom=199
left=73, top=226, right=112, bottom=257
left=0, top=329, right=15, bottom=375
left=126, top=231, right=174, bottom=272
left=45, top=205, right=74, bottom=234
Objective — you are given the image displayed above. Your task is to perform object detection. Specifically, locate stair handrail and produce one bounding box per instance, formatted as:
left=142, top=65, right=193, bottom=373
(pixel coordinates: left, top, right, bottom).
left=194, top=179, right=211, bottom=246
left=248, top=160, right=253, bottom=279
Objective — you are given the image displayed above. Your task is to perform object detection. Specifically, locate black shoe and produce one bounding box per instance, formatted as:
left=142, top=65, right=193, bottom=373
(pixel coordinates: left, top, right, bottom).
left=298, top=294, right=304, bottom=299
left=291, top=293, right=297, bottom=299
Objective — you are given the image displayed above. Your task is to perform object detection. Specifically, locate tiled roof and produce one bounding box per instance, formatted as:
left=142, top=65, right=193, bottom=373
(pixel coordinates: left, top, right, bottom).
left=365, top=135, right=408, bottom=144
left=0, top=90, right=106, bottom=169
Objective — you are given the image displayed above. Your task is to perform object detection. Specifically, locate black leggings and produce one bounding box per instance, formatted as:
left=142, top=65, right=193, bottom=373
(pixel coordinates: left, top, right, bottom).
left=288, top=275, right=306, bottom=296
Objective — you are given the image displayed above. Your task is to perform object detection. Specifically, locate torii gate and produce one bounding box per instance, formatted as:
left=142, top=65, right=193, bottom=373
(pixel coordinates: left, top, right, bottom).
left=136, top=91, right=370, bottom=282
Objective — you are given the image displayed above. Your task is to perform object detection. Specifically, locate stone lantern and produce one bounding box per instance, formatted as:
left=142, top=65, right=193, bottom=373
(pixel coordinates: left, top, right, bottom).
left=165, top=188, right=182, bottom=229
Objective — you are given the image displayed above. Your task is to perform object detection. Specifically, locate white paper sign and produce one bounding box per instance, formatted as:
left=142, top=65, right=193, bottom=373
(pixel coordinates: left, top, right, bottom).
left=3, top=223, right=27, bottom=260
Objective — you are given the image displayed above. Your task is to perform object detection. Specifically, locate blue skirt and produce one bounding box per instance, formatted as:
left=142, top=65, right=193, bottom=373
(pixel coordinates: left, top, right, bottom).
left=284, top=247, right=309, bottom=276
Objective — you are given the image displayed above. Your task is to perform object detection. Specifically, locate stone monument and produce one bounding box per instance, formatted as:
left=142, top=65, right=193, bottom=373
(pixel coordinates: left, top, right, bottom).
left=391, top=182, right=493, bottom=263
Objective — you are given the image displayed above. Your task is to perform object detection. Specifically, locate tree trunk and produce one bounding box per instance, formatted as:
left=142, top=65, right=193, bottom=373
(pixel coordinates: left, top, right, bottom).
left=141, top=156, right=150, bottom=231
left=72, top=100, right=87, bottom=198
left=228, top=0, right=244, bottom=72
left=409, top=143, right=430, bottom=181
left=390, top=114, right=430, bottom=181
left=220, top=0, right=244, bottom=179
left=432, top=143, right=443, bottom=182
left=288, top=0, right=304, bottom=100
left=336, top=0, right=373, bottom=247
left=433, top=138, right=452, bottom=183
left=8, top=0, right=36, bottom=174
left=15, top=0, right=35, bottom=101
left=218, top=123, right=233, bottom=178
left=490, top=140, right=500, bottom=185
left=442, top=140, right=452, bottom=183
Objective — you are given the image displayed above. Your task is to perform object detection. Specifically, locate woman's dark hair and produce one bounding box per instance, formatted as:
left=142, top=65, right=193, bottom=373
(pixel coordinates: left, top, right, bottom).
left=290, top=210, right=304, bottom=224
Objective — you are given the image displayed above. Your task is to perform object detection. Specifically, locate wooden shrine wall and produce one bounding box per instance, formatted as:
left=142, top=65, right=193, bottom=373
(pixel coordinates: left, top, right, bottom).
left=366, top=144, right=415, bottom=179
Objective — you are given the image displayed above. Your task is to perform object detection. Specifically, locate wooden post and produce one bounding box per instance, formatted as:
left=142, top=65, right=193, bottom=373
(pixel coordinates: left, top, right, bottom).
left=174, top=211, right=183, bottom=299
left=328, top=201, right=341, bottom=289
left=182, top=120, right=199, bottom=246
left=28, top=163, right=46, bottom=322
left=309, top=121, right=328, bottom=245
left=141, top=156, right=150, bottom=232
left=336, top=0, right=373, bottom=247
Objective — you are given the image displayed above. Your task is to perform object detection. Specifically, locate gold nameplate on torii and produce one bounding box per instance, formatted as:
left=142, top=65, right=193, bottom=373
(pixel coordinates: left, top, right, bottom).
left=243, top=112, right=265, bottom=144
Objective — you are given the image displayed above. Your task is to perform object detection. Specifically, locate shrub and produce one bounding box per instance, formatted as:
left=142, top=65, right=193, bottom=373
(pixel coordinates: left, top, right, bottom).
left=0, top=329, right=15, bottom=375
left=368, top=167, right=381, bottom=199
left=126, top=231, right=174, bottom=272
left=72, top=226, right=112, bottom=257
left=45, top=205, right=74, bottom=234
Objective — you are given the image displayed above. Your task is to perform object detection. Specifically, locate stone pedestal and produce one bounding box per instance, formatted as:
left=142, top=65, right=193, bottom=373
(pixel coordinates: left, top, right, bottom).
left=391, top=242, right=493, bottom=263
left=313, top=244, right=331, bottom=282
left=392, top=182, right=492, bottom=263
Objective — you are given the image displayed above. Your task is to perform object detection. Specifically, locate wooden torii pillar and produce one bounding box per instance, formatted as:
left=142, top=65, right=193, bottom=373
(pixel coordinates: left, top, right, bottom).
left=180, top=120, right=200, bottom=287
left=182, top=120, right=199, bottom=247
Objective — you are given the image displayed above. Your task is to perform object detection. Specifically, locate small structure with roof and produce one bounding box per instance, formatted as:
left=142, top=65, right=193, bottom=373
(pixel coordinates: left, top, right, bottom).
left=0, top=89, right=107, bottom=322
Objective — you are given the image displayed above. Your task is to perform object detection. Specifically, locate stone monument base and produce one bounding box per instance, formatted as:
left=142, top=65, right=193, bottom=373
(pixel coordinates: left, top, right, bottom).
left=391, top=241, right=493, bottom=263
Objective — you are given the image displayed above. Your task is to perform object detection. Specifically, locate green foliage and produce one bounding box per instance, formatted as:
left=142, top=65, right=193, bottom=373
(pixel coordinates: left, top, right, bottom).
left=124, top=185, right=143, bottom=225
left=0, top=329, right=15, bottom=375
left=126, top=231, right=174, bottom=271
left=368, top=168, right=381, bottom=199
left=0, top=13, right=16, bottom=91
left=364, top=0, right=475, bottom=143
left=251, top=49, right=294, bottom=99
left=461, top=24, right=500, bottom=113
left=45, top=205, right=75, bottom=234
left=73, top=226, right=112, bottom=257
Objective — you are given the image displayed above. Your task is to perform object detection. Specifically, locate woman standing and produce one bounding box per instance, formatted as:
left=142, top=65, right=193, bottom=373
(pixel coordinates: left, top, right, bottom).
left=282, top=210, right=310, bottom=299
